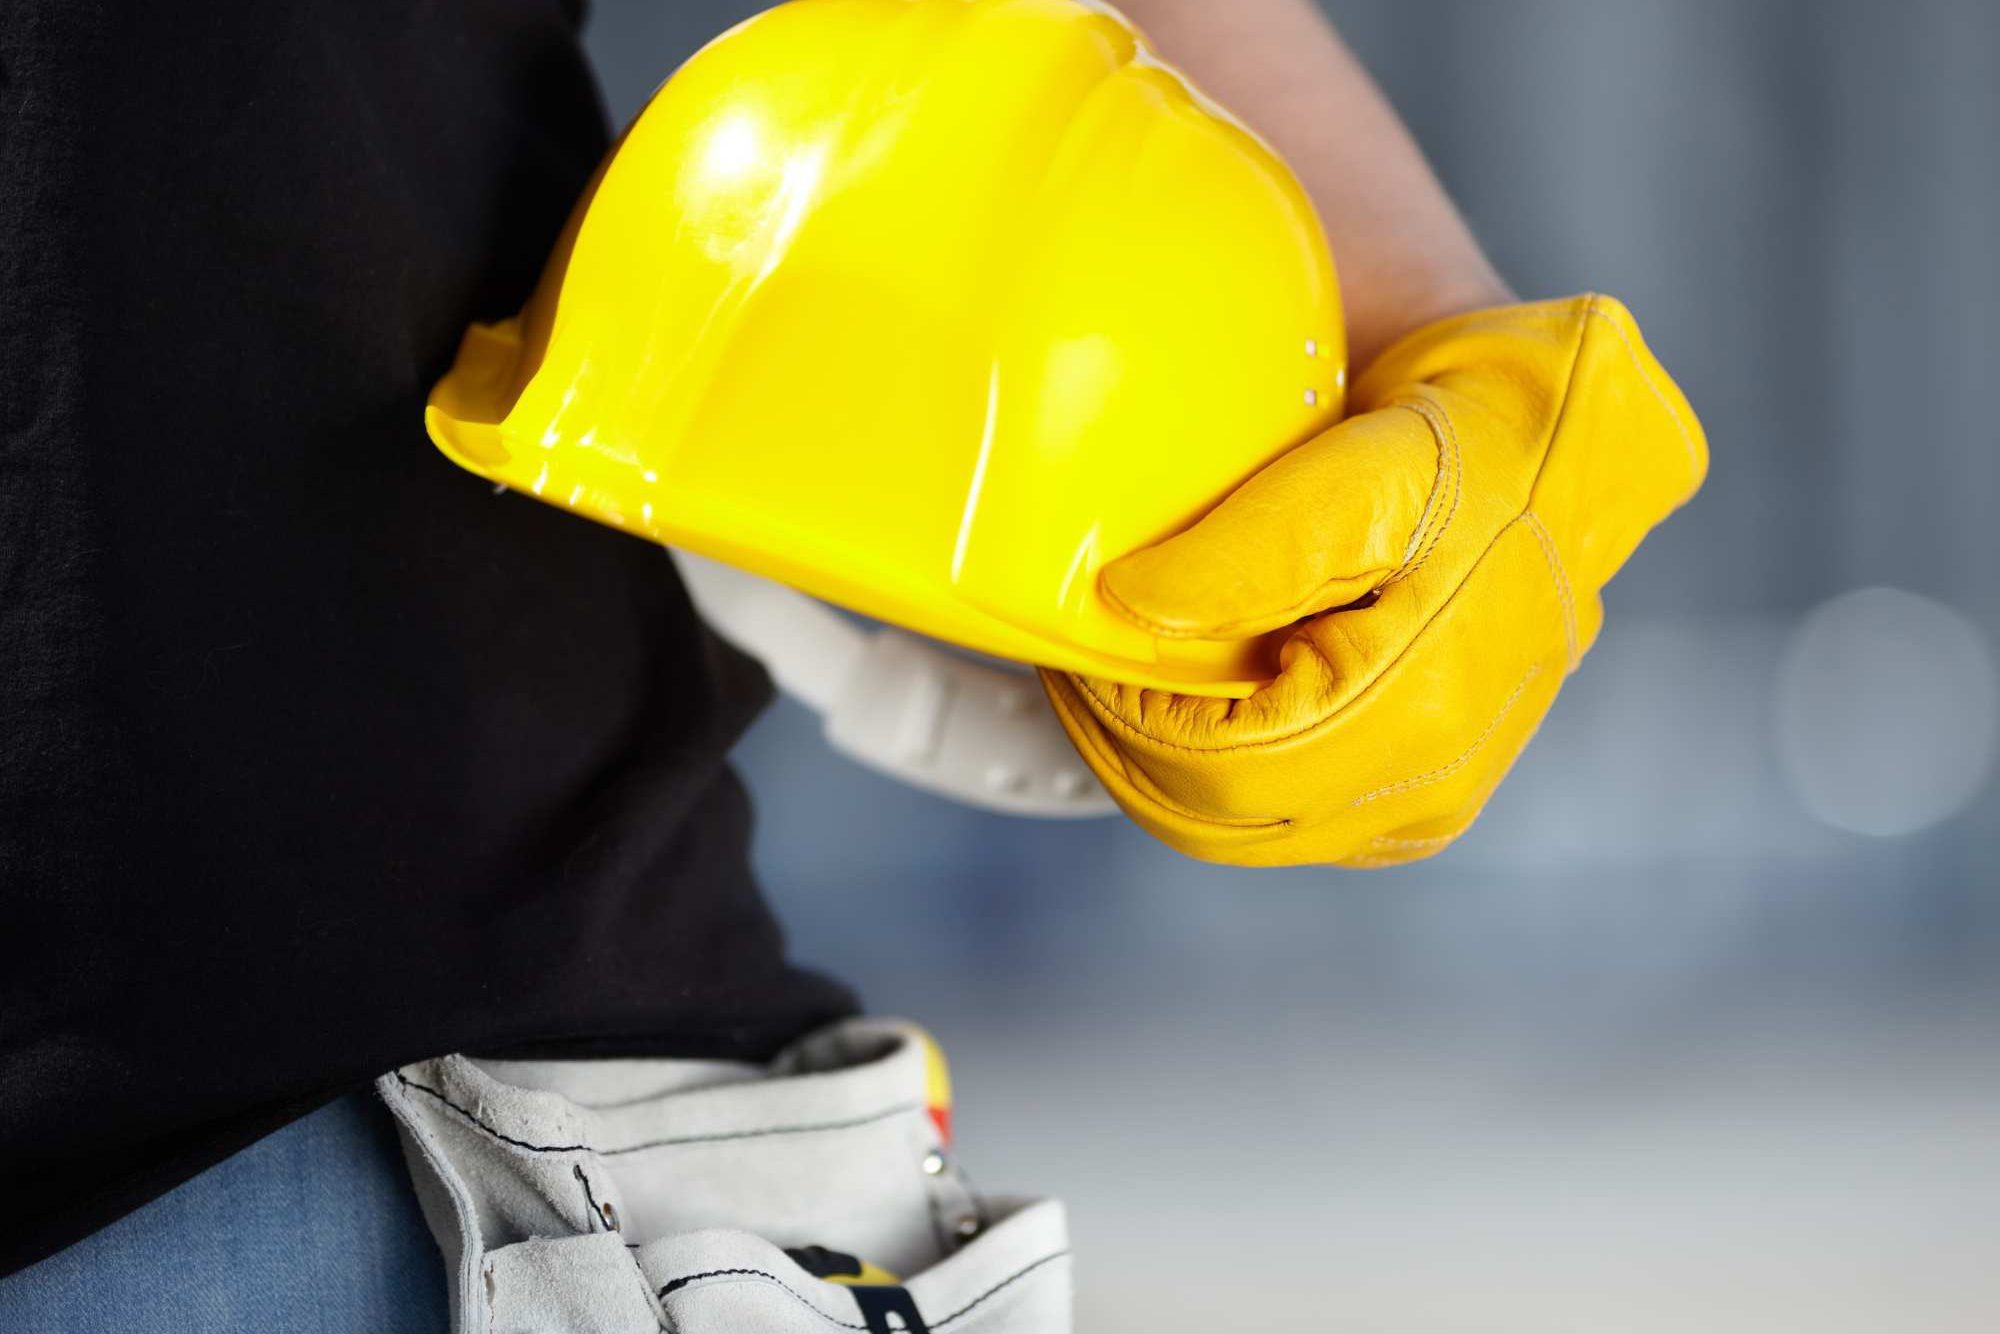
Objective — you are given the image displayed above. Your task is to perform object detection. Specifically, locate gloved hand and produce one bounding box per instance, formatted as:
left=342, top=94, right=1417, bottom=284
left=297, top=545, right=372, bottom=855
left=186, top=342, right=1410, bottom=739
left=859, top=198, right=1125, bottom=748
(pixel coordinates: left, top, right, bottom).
left=1041, top=294, right=1707, bottom=867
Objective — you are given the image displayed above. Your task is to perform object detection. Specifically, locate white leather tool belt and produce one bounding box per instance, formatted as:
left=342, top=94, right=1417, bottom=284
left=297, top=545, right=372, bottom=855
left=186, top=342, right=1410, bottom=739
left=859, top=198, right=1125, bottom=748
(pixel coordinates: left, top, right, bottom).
left=379, top=1018, right=1072, bottom=1334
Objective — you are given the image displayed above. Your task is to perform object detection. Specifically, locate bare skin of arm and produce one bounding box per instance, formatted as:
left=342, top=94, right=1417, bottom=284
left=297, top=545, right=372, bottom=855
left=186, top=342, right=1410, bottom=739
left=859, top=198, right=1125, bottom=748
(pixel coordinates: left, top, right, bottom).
left=1114, top=0, right=1513, bottom=368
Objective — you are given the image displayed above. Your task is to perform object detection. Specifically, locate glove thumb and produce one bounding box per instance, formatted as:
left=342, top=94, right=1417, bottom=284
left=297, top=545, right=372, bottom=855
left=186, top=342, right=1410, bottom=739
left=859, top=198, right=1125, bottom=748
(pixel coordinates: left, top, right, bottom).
left=1098, top=405, right=1444, bottom=641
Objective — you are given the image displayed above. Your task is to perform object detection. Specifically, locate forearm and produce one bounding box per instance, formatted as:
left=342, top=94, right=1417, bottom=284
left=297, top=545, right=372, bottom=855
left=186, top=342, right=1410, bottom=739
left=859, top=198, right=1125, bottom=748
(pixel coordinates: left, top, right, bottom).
left=1115, top=0, right=1511, bottom=367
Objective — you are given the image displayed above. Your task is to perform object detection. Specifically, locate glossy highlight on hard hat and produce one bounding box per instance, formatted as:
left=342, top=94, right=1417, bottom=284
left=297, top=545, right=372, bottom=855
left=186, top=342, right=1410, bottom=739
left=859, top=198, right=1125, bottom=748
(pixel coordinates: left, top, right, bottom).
left=426, top=0, right=1344, bottom=695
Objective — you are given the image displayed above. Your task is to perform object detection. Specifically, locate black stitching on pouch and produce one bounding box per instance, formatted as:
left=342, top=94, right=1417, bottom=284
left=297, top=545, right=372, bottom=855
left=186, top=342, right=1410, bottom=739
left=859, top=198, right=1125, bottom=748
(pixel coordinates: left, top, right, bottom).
left=574, top=1163, right=611, bottom=1232
left=654, top=1251, right=1070, bottom=1329
left=391, top=1071, right=920, bottom=1157
left=656, top=1267, right=868, bottom=1329
left=934, top=1250, right=1068, bottom=1328
left=392, top=1073, right=592, bottom=1153
left=604, top=1103, right=924, bottom=1157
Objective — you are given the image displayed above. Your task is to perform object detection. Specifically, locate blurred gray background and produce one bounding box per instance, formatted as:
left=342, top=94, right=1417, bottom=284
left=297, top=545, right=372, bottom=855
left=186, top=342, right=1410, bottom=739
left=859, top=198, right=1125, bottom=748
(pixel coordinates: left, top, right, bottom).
left=583, top=3, right=2000, bottom=1328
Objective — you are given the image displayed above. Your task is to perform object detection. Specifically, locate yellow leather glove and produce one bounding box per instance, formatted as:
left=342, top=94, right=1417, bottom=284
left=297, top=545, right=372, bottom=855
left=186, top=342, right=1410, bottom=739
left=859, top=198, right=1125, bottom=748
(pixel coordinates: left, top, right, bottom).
left=1041, top=294, right=1707, bottom=867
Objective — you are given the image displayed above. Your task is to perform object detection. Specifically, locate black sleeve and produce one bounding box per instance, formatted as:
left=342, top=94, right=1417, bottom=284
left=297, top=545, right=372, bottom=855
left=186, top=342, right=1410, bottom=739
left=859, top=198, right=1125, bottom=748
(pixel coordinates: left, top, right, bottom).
left=0, top=0, right=854, bottom=1273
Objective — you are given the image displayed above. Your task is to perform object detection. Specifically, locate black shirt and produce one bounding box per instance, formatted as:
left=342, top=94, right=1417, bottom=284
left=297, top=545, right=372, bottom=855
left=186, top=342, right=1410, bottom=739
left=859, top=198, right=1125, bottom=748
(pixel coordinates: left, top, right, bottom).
left=0, top=0, right=855, bottom=1272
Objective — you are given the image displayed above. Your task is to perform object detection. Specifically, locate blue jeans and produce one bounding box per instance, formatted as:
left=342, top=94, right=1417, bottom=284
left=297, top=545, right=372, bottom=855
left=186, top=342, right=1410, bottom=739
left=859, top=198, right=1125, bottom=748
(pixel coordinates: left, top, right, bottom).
left=0, top=1093, right=448, bottom=1333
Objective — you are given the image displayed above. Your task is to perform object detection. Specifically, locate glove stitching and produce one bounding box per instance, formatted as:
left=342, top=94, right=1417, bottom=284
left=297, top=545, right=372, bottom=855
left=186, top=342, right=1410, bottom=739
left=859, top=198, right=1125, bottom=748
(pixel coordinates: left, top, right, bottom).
left=1583, top=304, right=1703, bottom=480
left=1348, top=662, right=1541, bottom=806
left=1062, top=297, right=1685, bottom=856
left=1518, top=511, right=1579, bottom=670
left=1383, top=397, right=1462, bottom=585
left=1040, top=670, right=1290, bottom=832
left=1342, top=845, right=1453, bottom=867
left=1345, top=824, right=1473, bottom=866
left=1074, top=295, right=1615, bottom=758
left=1100, top=396, right=1457, bottom=641
left=1502, top=294, right=1603, bottom=676
left=1097, top=553, right=1398, bottom=642
left=1370, top=830, right=1466, bottom=851
left=1071, top=516, right=1528, bottom=756
left=1389, top=402, right=1446, bottom=570
left=1516, top=295, right=1603, bottom=509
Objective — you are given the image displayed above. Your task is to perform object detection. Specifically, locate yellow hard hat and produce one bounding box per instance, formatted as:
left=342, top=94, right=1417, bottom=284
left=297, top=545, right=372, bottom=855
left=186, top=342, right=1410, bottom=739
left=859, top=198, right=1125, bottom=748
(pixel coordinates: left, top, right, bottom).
left=426, top=0, right=1344, bottom=696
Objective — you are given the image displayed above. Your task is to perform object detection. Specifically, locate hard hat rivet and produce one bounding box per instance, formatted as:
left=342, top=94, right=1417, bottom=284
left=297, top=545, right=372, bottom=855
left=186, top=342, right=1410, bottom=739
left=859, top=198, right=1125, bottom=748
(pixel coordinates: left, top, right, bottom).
left=1304, top=389, right=1319, bottom=407
left=922, top=1150, right=947, bottom=1176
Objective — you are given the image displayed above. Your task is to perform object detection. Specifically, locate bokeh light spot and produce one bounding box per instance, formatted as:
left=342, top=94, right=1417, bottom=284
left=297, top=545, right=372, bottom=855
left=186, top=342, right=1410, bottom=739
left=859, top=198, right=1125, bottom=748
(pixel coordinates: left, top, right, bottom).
left=1776, top=586, right=1998, bottom=836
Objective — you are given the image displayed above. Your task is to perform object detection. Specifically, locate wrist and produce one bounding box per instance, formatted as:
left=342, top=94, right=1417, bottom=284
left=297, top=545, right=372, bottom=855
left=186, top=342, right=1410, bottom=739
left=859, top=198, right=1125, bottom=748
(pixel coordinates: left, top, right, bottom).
left=1343, top=258, right=1514, bottom=372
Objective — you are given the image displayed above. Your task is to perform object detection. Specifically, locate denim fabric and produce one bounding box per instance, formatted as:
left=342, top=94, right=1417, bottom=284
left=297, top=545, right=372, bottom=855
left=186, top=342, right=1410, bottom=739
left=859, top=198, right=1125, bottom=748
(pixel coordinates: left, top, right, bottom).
left=0, top=1093, right=447, bottom=1333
